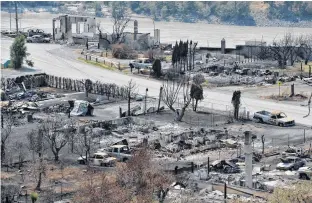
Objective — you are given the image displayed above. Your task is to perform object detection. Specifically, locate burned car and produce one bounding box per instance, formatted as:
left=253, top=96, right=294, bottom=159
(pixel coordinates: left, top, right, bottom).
left=210, top=159, right=241, bottom=173
left=253, top=110, right=295, bottom=127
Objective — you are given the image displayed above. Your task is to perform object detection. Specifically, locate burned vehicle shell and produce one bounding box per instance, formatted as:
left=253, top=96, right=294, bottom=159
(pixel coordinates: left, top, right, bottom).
left=211, top=160, right=241, bottom=173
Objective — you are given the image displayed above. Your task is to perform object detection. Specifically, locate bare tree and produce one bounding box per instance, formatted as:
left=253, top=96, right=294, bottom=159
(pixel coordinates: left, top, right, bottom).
left=268, top=33, right=298, bottom=68
left=73, top=126, right=94, bottom=165
left=43, top=116, right=68, bottom=162
left=111, top=2, right=130, bottom=44
left=162, top=78, right=191, bottom=121
left=27, top=124, right=48, bottom=191
left=73, top=148, right=172, bottom=202
left=80, top=79, right=93, bottom=98
left=124, top=79, right=138, bottom=116
left=1, top=184, right=20, bottom=203
left=1, top=113, right=15, bottom=163
left=269, top=181, right=312, bottom=203
left=115, top=148, right=173, bottom=202
left=297, top=34, right=312, bottom=65
left=14, top=141, right=26, bottom=169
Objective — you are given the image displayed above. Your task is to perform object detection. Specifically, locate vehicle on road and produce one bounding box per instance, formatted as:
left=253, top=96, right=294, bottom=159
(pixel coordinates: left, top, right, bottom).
left=282, top=147, right=310, bottom=158
left=298, top=166, right=312, bottom=180
left=77, top=152, right=116, bottom=166
left=27, top=35, right=51, bottom=43
left=164, top=50, right=172, bottom=55
left=253, top=110, right=295, bottom=127
left=276, top=156, right=306, bottom=171
left=107, top=145, right=132, bottom=162
left=129, top=58, right=153, bottom=70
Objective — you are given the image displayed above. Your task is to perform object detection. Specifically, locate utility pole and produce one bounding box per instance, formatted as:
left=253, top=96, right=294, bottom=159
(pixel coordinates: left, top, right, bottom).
left=9, top=2, right=12, bottom=31
left=14, top=1, right=18, bottom=34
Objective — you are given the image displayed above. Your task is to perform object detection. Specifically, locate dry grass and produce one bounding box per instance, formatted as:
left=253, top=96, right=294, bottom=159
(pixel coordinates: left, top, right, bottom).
left=0, top=172, right=16, bottom=180
left=45, top=164, right=116, bottom=194
left=46, top=165, right=84, bottom=182
left=261, top=93, right=308, bottom=101
left=293, top=62, right=312, bottom=73
left=78, top=57, right=116, bottom=71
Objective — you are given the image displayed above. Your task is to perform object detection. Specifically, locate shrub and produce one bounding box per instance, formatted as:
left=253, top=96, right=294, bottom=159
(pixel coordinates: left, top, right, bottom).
left=193, top=74, right=205, bottom=85
left=152, top=59, right=162, bottom=78
left=30, top=192, right=38, bottom=203
left=112, top=44, right=137, bottom=59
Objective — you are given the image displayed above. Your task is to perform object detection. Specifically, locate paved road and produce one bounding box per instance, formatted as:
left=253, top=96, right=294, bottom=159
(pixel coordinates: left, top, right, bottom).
left=1, top=38, right=312, bottom=126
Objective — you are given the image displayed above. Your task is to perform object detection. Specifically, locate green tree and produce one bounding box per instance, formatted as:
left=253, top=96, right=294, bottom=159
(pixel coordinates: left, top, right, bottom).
left=190, top=84, right=203, bottom=112
left=152, top=59, right=162, bottom=78
left=10, top=35, right=27, bottom=69
left=231, top=90, right=241, bottom=120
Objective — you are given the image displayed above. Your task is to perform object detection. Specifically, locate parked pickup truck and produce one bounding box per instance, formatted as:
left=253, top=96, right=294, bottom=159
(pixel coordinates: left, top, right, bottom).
left=253, top=110, right=295, bottom=127
left=129, top=58, right=153, bottom=70
left=298, top=166, right=312, bottom=180
left=282, top=147, right=310, bottom=159
left=106, top=145, right=132, bottom=162
left=27, top=35, right=51, bottom=43
left=77, top=152, right=116, bottom=166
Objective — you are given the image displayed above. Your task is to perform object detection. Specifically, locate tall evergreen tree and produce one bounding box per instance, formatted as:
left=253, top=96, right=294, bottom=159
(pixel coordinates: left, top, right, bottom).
left=10, top=35, right=27, bottom=69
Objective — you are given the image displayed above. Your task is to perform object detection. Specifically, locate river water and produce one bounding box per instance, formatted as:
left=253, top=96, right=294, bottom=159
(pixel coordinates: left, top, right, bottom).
left=2, top=11, right=312, bottom=48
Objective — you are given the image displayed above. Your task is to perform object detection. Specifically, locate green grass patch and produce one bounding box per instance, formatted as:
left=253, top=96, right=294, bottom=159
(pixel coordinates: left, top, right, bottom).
left=78, top=57, right=116, bottom=71
left=165, top=55, right=172, bottom=62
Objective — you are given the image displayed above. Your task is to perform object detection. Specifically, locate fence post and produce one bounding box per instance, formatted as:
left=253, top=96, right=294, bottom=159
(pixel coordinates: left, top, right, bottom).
left=224, top=182, right=227, bottom=200
left=304, top=129, right=306, bottom=143
left=85, top=55, right=87, bottom=60
left=207, top=157, right=210, bottom=176
left=96, top=57, right=98, bottom=62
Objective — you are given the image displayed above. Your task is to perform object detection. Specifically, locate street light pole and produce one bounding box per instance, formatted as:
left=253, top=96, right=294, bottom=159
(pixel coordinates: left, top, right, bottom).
left=14, top=1, right=18, bottom=34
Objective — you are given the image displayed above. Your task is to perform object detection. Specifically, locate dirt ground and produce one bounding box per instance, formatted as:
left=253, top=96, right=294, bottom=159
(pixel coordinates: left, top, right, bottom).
left=212, top=80, right=311, bottom=105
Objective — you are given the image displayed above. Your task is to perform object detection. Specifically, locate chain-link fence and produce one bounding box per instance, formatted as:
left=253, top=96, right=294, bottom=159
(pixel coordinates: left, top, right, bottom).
left=264, top=128, right=312, bottom=154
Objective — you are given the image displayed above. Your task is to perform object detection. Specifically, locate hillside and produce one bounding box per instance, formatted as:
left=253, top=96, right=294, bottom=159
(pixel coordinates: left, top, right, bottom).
left=1, top=1, right=312, bottom=27
left=124, top=1, right=312, bottom=27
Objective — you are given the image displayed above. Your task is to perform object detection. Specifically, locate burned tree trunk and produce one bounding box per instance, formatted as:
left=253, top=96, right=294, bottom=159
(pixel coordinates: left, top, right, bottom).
left=261, top=135, right=265, bottom=154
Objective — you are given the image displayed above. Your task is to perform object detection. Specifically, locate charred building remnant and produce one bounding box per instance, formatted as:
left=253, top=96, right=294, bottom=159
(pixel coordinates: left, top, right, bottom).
left=244, top=131, right=253, bottom=189
left=52, top=15, right=96, bottom=42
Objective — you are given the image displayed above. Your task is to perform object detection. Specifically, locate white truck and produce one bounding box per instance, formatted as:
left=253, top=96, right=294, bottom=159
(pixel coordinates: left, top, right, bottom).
left=77, top=152, right=117, bottom=166
left=106, top=145, right=132, bottom=162
left=129, top=58, right=153, bottom=71
left=253, top=110, right=295, bottom=127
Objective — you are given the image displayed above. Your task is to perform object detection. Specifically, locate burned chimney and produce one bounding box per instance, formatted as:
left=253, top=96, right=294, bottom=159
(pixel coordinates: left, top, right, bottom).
left=134, top=20, right=138, bottom=40
left=221, top=38, right=226, bottom=54
left=244, top=131, right=253, bottom=188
